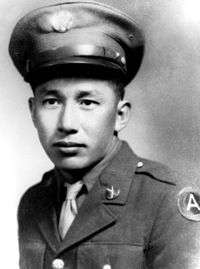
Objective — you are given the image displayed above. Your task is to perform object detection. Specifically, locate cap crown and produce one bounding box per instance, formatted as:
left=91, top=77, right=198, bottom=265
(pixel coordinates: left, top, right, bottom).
left=9, top=1, right=144, bottom=85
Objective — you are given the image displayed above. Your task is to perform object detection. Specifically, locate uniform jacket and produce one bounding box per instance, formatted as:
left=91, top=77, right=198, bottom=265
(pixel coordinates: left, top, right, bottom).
left=18, top=142, right=200, bottom=269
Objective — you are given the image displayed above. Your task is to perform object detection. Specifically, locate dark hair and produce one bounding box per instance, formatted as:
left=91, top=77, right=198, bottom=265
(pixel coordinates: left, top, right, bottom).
left=112, top=80, right=125, bottom=100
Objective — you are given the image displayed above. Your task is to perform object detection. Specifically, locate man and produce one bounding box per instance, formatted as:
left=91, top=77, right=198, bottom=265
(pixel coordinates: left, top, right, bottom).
left=9, top=1, right=200, bottom=269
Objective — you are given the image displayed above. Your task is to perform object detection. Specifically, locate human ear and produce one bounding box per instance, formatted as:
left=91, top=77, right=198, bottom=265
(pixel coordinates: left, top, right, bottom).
left=114, top=100, right=131, bottom=133
left=28, top=97, right=37, bottom=127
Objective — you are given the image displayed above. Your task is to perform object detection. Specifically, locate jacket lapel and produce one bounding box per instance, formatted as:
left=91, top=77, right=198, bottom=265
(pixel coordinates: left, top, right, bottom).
left=36, top=174, right=61, bottom=252
left=37, top=202, right=61, bottom=252
left=57, top=141, right=139, bottom=254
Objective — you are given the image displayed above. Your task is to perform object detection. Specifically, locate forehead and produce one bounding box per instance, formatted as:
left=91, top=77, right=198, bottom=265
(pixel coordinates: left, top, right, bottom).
left=34, top=77, right=117, bottom=97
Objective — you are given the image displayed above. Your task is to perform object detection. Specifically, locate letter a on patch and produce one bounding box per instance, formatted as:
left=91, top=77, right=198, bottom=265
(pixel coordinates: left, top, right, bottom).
left=187, top=193, right=200, bottom=211
left=178, top=187, right=200, bottom=221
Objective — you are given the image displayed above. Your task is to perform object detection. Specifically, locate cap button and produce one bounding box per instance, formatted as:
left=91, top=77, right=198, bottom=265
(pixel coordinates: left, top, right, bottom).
left=137, top=161, right=144, bottom=168
left=52, top=258, right=65, bottom=269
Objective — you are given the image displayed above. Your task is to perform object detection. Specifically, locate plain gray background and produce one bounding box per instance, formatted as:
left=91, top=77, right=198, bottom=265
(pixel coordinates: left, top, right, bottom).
left=1, top=0, right=200, bottom=267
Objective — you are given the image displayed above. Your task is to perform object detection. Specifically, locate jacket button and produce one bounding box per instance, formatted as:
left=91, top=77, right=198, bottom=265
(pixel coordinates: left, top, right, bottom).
left=103, top=265, right=111, bottom=269
left=137, top=161, right=144, bottom=168
left=52, top=258, right=65, bottom=269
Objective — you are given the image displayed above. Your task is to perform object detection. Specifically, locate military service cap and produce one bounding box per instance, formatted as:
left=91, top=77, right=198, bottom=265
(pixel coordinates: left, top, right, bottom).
left=9, top=1, right=144, bottom=86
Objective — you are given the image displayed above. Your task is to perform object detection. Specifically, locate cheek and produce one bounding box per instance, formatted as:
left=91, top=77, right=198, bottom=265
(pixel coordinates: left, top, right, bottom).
left=84, top=110, right=117, bottom=139
left=34, top=111, right=58, bottom=141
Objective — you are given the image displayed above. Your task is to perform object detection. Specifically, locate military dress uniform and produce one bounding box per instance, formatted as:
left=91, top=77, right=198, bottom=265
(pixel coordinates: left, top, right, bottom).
left=9, top=1, right=200, bottom=268
left=18, top=141, right=200, bottom=269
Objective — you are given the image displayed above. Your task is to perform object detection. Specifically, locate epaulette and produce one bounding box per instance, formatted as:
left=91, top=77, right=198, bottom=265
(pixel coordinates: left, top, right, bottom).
left=135, top=159, right=200, bottom=222
left=135, top=158, right=176, bottom=186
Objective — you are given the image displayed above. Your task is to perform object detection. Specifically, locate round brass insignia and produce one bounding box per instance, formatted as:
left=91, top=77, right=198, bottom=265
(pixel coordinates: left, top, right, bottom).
left=177, top=187, right=200, bottom=221
left=51, top=10, right=73, bottom=33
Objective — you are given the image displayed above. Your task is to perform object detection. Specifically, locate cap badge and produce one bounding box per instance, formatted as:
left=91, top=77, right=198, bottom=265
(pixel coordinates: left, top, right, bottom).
left=105, top=186, right=120, bottom=200
left=51, top=10, right=73, bottom=33
left=177, top=186, right=200, bottom=221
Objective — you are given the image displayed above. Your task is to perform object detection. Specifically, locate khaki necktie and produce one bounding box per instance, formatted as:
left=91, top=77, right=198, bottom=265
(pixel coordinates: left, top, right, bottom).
left=59, top=180, right=83, bottom=239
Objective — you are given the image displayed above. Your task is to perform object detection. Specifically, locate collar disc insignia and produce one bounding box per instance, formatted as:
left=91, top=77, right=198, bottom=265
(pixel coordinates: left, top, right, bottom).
left=105, top=186, right=120, bottom=200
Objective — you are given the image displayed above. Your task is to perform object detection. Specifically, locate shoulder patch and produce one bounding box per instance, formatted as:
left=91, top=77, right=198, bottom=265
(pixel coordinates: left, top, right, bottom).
left=177, top=186, right=200, bottom=221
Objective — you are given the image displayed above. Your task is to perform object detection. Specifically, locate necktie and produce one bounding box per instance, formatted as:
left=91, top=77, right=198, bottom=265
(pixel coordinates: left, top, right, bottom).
left=59, top=180, right=83, bottom=239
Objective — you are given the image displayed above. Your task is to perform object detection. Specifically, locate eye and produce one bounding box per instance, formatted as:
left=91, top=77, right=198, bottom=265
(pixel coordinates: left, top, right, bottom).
left=42, top=98, right=60, bottom=108
left=80, top=99, right=99, bottom=108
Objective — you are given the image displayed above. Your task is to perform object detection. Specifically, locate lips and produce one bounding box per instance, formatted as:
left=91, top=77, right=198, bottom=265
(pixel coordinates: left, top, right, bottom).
left=52, top=141, right=85, bottom=155
left=53, top=141, right=85, bottom=148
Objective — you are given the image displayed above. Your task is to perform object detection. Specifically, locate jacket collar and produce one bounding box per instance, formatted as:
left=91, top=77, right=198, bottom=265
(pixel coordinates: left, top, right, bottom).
left=100, top=141, right=139, bottom=205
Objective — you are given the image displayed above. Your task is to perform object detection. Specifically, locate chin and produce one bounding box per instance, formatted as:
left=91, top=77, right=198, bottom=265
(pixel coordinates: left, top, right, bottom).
left=54, top=157, right=91, bottom=171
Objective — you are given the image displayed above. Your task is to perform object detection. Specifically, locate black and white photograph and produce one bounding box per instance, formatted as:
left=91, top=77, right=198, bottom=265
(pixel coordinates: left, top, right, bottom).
left=1, top=0, right=200, bottom=268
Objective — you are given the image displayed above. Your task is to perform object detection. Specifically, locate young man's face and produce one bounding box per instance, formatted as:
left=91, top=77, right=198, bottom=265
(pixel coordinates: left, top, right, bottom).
left=29, top=78, right=129, bottom=171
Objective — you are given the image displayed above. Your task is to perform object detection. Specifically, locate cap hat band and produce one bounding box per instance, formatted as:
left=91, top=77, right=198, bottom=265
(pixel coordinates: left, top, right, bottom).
left=27, top=44, right=126, bottom=74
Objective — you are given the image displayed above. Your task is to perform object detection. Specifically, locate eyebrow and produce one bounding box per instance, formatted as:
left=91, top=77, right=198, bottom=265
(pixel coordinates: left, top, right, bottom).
left=76, top=89, right=102, bottom=98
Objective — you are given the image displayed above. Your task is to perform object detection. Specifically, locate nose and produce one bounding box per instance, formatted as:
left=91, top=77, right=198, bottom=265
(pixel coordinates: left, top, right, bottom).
left=57, top=102, right=79, bottom=135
